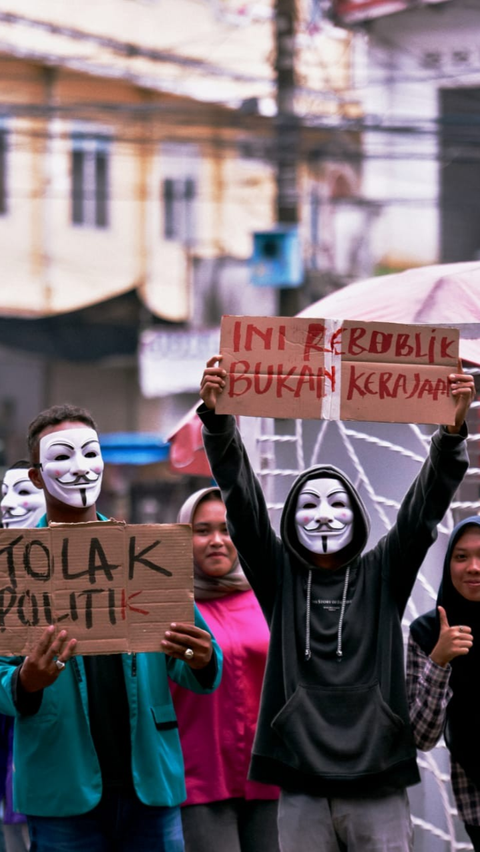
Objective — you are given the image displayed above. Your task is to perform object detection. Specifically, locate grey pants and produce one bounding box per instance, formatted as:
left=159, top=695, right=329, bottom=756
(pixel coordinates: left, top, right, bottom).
left=2, top=824, right=30, bottom=852
left=181, top=798, right=279, bottom=852
left=278, top=790, right=413, bottom=852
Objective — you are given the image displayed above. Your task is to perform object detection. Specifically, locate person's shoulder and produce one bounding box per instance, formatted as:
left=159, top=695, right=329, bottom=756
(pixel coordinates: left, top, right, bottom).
left=410, top=608, right=437, bottom=631
left=410, top=608, right=438, bottom=651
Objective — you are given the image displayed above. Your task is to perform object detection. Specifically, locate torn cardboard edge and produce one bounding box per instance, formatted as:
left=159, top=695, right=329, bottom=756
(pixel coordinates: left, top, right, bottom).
left=0, top=522, right=194, bottom=656
left=216, top=315, right=459, bottom=425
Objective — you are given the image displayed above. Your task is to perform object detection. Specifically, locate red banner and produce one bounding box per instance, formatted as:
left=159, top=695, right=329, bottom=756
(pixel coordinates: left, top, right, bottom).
left=332, top=0, right=449, bottom=24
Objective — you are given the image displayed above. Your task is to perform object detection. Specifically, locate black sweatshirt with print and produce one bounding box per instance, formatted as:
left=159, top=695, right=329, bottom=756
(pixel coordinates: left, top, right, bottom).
left=198, top=405, right=469, bottom=797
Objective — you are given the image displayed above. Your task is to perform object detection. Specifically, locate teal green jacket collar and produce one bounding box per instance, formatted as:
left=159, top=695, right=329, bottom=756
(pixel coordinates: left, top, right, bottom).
left=0, top=514, right=223, bottom=814
left=37, top=511, right=108, bottom=526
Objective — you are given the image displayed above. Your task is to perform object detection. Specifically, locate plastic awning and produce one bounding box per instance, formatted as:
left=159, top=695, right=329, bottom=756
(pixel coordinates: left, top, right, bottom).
left=100, top=432, right=170, bottom=465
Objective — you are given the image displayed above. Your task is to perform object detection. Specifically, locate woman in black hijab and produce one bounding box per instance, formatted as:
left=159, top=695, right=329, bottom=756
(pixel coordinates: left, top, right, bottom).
left=408, top=516, right=480, bottom=849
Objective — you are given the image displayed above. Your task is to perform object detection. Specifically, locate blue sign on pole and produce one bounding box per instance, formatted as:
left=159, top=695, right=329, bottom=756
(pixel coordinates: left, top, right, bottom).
left=250, top=226, right=303, bottom=288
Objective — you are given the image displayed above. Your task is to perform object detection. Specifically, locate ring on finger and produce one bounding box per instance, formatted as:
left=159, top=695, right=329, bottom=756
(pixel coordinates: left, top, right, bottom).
left=55, top=659, right=66, bottom=671
left=184, top=648, right=195, bottom=660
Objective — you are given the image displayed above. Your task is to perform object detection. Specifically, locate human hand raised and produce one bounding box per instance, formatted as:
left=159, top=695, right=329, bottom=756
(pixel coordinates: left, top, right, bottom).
left=161, top=622, right=213, bottom=670
left=19, top=625, right=77, bottom=692
left=200, top=355, right=226, bottom=411
left=446, top=367, right=476, bottom=434
left=430, top=606, right=473, bottom=668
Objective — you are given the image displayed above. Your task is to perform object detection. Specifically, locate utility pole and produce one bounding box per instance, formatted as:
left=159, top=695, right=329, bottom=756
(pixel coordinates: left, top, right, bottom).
left=275, top=0, right=301, bottom=316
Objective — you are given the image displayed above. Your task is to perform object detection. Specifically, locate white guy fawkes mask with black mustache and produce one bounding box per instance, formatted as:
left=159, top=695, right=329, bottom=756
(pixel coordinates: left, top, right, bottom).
left=295, top=477, right=354, bottom=556
left=1, top=469, right=46, bottom=528
left=39, top=427, right=104, bottom=509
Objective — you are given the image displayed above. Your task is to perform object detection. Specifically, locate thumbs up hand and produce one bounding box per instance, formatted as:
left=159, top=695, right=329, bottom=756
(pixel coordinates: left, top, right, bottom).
left=430, top=606, right=473, bottom=667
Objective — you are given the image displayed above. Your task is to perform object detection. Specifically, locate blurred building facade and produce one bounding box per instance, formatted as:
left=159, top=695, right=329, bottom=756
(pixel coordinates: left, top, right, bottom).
left=0, top=0, right=363, bottom=518
left=333, top=0, right=480, bottom=273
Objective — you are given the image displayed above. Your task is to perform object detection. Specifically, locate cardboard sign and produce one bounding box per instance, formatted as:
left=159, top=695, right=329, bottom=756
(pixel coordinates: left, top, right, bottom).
left=0, top=521, right=193, bottom=656
left=216, top=316, right=460, bottom=424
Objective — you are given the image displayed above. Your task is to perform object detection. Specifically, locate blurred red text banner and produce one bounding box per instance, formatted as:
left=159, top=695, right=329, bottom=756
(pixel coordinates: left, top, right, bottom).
left=332, top=0, right=450, bottom=23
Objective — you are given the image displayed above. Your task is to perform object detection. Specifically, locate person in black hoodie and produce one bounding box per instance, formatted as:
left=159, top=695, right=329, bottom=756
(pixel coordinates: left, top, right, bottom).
left=408, top=516, right=480, bottom=850
left=198, top=356, right=474, bottom=852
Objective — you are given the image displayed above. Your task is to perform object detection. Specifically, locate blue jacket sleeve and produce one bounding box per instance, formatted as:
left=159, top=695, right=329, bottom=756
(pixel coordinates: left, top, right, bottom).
left=0, top=657, right=22, bottom=716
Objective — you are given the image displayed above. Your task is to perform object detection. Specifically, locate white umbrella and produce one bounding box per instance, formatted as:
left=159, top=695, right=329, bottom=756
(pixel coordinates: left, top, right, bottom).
left=299, top=261, right=480, bottom=365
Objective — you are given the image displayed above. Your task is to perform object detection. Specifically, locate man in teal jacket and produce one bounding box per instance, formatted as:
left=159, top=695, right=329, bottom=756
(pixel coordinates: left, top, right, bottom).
left=0, top=404, right=222, bottom=852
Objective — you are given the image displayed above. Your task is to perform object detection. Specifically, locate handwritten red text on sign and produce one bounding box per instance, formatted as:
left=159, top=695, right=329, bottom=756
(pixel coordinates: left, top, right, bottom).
left=216, top=316, right=459, bottom=423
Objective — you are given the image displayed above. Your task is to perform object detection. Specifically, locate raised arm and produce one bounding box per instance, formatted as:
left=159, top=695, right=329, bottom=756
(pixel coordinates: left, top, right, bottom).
left=373, top=370, right=474, bottom=610
left=445, top=369, right=476, bottom=434
left=198, top=356, right=283, bottom=617
left=200, top=355, right=227, bottom=411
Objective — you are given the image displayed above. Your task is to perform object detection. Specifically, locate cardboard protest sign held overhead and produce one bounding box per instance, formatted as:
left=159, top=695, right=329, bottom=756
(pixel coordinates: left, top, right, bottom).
left=0, top=521, right=193, bottom=656
left=216, top=316, right=459, bottom=424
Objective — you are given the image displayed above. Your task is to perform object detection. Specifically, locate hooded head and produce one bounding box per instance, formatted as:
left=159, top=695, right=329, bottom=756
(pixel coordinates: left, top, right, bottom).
left=434, top=515, right=480, bottom=631
left=281, top=464, right=370, bottom=571
left=411, top=516, right=480, bottom=655
left=410, top=515, right=480, bottom=783
left=177, top=487, right=250, bottom=601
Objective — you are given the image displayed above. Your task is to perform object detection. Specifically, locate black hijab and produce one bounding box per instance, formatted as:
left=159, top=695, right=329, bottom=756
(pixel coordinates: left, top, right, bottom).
left=410, top=515, right=480, bottom=784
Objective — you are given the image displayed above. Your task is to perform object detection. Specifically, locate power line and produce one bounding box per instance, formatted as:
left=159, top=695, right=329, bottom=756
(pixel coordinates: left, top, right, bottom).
left=3, top=122, right=480, bottom=167
left=0, top=10, right=271, bottom=85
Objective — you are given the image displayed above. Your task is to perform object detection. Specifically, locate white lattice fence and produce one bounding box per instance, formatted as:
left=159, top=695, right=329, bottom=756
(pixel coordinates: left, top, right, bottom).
left=246, top=372, right=480, bottom=852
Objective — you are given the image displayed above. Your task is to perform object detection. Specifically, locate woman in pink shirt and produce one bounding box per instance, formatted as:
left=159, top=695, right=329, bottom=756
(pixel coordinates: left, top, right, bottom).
left=171, top=488, right=279, bottom=852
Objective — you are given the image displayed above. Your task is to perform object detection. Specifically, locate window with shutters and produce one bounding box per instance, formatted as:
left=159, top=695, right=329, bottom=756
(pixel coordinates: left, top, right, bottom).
left=71, top=133, right=110, bottom=228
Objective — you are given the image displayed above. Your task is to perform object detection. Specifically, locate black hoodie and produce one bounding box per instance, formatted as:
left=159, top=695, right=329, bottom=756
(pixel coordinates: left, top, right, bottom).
left=410, top=515, right=480, bottom=786
left=199, top=405, right=469, bottom=797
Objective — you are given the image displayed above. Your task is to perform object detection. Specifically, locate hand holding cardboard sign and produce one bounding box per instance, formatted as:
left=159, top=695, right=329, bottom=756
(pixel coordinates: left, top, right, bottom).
left=19, top=625, right=78, bottom=693
left=215, top=316, right=464, bottom=424
left=200, top=355, right=226, bottom=410
left=161, top=621, right=213, bottom=670
left=0, top=523, right=195, bottom=655
left=446, top=370, right=476, bottom=434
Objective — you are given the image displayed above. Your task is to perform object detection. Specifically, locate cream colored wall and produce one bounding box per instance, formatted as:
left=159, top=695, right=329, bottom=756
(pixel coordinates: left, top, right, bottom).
left=0, top=62, right=47, bottom=312
left=0, top=120, right=46, bottom=313
left=0, top=64, right=148, bottom=314
left=140, top=133, right=194, bottom=320
left=0, top=1, right=356, bottom=110
left=213, top=144, right=276, bottom=258
left=47, top=73, right=155, bottom=314
left=0, top=0, right=275, bottom=104
left=0, top=63, right=197, bottom=319
left=295, top=0, right=357, bottom=118
left=0, top=0, right=359, bottom=319
left=0, top=29, right=357, bottom=322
